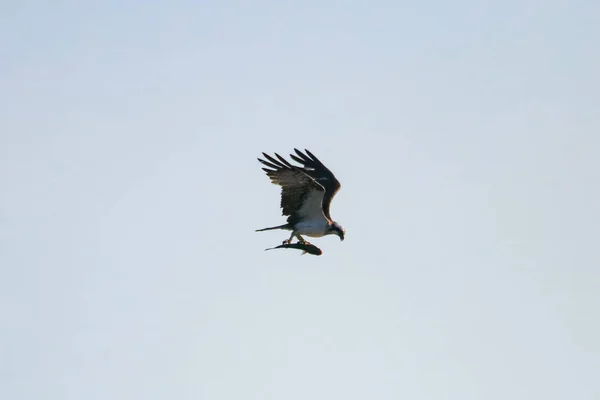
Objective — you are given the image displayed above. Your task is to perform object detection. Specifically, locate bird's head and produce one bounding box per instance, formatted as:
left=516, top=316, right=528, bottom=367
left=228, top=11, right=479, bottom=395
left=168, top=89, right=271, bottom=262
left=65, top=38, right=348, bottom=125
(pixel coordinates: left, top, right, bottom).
left=329, top=222, right=346, bottom=241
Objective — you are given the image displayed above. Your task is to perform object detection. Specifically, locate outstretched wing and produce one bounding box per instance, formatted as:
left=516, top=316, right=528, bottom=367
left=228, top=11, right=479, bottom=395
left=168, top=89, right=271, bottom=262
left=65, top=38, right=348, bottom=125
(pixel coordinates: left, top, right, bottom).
left=289, top=149, right=341, bottom=220
left=258, top=152, right=327, bottom=226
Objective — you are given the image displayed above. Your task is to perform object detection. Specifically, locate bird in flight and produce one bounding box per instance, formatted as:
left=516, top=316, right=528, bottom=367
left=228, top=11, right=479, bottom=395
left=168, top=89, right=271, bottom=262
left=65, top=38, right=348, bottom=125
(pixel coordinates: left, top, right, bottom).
left=256, top=149, right=346, bottom=246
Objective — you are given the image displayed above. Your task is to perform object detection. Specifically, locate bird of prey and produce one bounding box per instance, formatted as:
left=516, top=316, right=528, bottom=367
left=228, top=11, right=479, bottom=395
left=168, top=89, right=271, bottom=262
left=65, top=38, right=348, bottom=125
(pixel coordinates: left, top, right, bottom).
left=256, top=149, right=346, bottom=245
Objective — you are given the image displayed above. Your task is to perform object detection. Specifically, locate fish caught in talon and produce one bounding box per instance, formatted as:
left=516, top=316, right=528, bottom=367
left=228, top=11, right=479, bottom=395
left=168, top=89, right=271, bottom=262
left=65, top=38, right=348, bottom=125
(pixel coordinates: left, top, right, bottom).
left=265, top=242, right=323, bottom=256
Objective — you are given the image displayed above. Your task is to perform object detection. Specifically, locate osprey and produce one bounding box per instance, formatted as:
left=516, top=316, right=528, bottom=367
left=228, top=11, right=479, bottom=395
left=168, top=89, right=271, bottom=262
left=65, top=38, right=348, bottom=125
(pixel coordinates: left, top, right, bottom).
left=256, top=149, right=346, bottom=245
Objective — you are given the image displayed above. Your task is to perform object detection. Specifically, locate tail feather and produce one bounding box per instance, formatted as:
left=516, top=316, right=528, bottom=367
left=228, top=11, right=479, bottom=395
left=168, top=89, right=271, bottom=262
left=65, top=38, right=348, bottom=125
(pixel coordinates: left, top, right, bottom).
left=255, top=224, right=289, bottom=232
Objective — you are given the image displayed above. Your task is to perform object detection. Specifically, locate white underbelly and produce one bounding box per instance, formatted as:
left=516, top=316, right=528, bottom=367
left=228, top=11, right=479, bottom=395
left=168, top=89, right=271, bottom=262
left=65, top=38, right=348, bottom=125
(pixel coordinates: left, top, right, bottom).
left=295, top=220, right=328, bottom=238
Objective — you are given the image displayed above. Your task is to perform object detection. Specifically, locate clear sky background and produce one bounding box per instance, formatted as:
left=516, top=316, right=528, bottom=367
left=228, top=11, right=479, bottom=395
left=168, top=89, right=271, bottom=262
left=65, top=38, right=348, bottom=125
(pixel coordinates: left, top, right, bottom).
left=1, top=1, right=599, bottom=399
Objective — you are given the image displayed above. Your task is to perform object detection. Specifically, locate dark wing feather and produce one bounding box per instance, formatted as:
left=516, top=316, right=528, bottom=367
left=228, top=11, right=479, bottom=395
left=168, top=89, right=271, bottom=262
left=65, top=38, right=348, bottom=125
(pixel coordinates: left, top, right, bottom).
left=258, top=152, right=325, bottom=225
left=289, top=149, right=341, bottom=220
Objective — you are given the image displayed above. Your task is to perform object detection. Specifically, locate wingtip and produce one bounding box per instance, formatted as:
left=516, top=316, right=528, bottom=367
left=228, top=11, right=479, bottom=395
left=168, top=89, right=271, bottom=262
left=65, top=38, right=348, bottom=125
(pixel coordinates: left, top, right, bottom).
left=305, top=149, right=318, bottom=161
left=274, top=153, right=293, bottom=168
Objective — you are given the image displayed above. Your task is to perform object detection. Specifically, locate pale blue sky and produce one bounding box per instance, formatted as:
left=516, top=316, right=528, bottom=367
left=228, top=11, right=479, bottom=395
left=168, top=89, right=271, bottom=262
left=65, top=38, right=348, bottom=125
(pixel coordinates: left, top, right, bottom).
left=1, top=1, right=599, bottom=399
